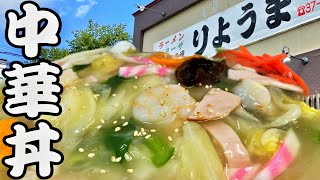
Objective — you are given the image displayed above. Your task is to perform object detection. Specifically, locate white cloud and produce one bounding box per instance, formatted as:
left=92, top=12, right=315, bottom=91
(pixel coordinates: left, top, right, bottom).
left=59, top=9, right=67, bottom=17
left=75, top=0, right=97, bottom=17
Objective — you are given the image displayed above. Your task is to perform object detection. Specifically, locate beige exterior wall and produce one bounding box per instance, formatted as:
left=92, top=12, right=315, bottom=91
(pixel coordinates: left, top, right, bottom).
left=143, top=0, right=320, bottom=56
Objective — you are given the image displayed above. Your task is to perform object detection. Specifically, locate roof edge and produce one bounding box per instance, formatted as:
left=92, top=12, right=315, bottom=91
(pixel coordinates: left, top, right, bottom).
left=132, top=0, right=162, bottom=16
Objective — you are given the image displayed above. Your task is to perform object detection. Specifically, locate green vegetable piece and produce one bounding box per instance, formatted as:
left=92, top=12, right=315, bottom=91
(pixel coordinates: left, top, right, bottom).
left=310, top=129, right=320, bottom=144
left=91, top=83, right=111, bottom=95
left=144, top=134, right=175, bottom=167
left=215, top=47, right=226, bottom=54
left=103, top=75, right=131, bottom=93
left=105, top=136, right=130, bottom=158
left=72, top=64, right=91, bottom=72
left=215, top=79, right=237, bottom=91
left=103, top=123, right=137, bottom=161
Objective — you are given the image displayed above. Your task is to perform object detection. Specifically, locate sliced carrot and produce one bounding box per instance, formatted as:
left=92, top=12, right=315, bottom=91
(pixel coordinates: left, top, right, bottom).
left=220, top=54, right=255, bottom=68
left=252, top=54, right=286, bottom=66
left=0, top=118, right=16, bottom=160
left=149, top=52, right=204, bottom=68
left=259, top=64, right=275, bottom=73
left=217, top=46, right=310, bottom=95
left=239, top=46, right=250, bottom=53
left=224, top=50, right=259, bottom=63
left=261, top=54, right=272, bottom=59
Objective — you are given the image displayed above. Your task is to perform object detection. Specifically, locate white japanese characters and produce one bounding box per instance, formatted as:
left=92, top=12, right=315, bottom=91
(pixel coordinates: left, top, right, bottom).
left=2, top=120, right=63, bottom=179
left=5, top=1, right=61, bottom=59
left=1, top=1, right=64, bottom=179
left=2, top=61, right=63, bottom=120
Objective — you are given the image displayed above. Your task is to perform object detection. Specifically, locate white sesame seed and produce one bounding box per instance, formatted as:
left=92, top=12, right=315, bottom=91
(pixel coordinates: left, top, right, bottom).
left=205, top=85, right=210, bottom=89
left=75, top=130, right=80, bottom=134
left=142, top=132, right=147, bottom=136
left=134, top=130, right=139, bottom=136
left=209, top=91, right=216, bottom=95
left=150, top=129, right=157, bottom=133
left=142, top=84, right=147, bottom=89
left=194, top=111, right=200, bottom=116
left=133, top=85, right=138, bottom=89
left=160, top=99, right=165, bottom=106
left=96, top=125, right=102, bottom=129
left=183, top=95, right=187, bottom=100
left=122, top=122, right=129, bottom=127
left=115, top=127, right=121, bottom=132
left=78, top=148, right=84, bottom=153
left=225, top=88, right=229, bottom=92
left=88, top=153, right=95, bottom=158
left=183, top=121, right=188, bottom=125
left=85, top=84, right=90, bottom=86
left=93, top=94, right=100, bottom=100
left=121, top=116, right=126, bottom=120
left=100, top=169, right=107, bottom=174
left=160, top=111, right=166, bottom=117
left=115, top=157, right=122, bottom=162
left=164, top=91, right=169, bottom=96
left=112, top=94, right=117, bottom=97
left=113, top=121, right=118, bottom=124
left=145, top=134, right=152, bottom=139
left=111, top=156, right=116, bottom=162
left=168, top=136, right=173, bottom=142
left=141, top=128, right=145, bottom=133
left=124, top=153, right=132, bottom=161
left=101, top=119, right=105, bottom=124
left=175, top=128, right=179, bottom=133
left=134, top=76, right=138, bottom=79
left=127, top=169, right=134, bottom=173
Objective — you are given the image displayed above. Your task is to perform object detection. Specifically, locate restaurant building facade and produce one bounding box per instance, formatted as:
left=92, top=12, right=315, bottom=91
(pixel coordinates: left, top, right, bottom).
left=133, top=0, right=320, bottom=98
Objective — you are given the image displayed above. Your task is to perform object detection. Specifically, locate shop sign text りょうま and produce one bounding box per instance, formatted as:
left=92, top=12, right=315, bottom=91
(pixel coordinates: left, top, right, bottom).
left=154, top=0, right=320, bottom=57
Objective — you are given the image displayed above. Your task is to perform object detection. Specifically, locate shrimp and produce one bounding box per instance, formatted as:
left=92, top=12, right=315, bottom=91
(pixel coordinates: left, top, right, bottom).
left=133, top=85, right=196, bottom=125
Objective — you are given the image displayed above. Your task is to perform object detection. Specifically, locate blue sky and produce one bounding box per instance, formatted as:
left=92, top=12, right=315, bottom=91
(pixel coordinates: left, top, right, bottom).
left=0, top=0, right=152, bottom=62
